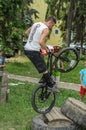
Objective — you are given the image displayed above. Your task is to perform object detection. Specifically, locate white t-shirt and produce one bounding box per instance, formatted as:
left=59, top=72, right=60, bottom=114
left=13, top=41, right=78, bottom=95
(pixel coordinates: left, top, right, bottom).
left=24, top=22, right=48, bottom=51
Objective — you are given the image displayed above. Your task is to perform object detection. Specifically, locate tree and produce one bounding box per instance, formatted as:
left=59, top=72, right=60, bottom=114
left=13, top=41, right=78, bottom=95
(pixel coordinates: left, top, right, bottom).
left=0, top=0, right=39, bottom=56
left=66, top=0, right=75, bottom=46
left=45, top=0, right=86, bottom=49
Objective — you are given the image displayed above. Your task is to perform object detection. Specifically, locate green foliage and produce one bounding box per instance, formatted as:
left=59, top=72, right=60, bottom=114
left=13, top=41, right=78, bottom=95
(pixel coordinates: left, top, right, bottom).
left=45, top=0, right=86, bottom=46
left=0, top=0, right=39, bottom=54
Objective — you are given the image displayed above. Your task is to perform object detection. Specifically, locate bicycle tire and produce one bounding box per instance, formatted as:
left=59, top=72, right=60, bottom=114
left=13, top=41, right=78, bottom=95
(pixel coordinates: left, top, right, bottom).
left=31, top=85, right=56, bottom=114
left=54, top=47, right=79, bottom=73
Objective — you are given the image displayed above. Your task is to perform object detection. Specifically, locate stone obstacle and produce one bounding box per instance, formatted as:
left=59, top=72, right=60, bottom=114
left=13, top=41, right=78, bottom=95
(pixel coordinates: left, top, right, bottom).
left=31, top=98, right=86, bottom=130
left=0, top=72, right=9, bottom=103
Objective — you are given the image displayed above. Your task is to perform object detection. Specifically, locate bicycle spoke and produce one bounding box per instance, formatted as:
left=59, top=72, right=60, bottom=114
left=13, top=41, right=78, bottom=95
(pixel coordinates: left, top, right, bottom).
left=31, top=85, right=56, bottom=114
left=55, top=48, right=79, bottom=72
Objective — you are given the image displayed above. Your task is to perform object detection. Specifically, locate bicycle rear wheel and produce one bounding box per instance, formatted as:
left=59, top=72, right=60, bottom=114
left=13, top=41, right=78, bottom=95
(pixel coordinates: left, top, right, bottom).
left=31, top=85, right=56, bottom=114
left=54, top=47, right=79, bottom=73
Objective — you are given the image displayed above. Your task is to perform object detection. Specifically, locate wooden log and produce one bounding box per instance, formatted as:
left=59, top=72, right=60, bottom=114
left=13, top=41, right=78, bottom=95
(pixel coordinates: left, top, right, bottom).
left=45, top=107, right=71, bottom=122
left=61, top=97, right=86, bottom=128
left=0, top=72, right=9, bottom=103
left=31, top=108, right=82, bottom=130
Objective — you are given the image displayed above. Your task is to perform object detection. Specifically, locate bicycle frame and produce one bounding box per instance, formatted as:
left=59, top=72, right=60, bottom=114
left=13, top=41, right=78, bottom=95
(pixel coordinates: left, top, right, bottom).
left=47, top=51, right=58, bottom=76
left=31, top=46, right=79, bottom=114
left=46, top=46, right=79, bottom=74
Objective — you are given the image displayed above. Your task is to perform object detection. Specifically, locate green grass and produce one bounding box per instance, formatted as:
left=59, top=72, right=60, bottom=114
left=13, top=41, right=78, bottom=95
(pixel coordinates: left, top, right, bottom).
left=60, top=60, right=84, bottom=84
left=0, top=56, right=85, bottom=130
left=5, top=58, right=84, bottom=84
left=0, top=80, right=38, bottom=130
left=5, top=61, right=41, bottom=78
left=1, top=79, right=86, bottom=130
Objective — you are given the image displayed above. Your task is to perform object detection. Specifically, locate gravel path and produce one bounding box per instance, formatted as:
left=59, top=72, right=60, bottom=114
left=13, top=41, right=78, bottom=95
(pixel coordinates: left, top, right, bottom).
left=8, top=74, right=80, bottom=91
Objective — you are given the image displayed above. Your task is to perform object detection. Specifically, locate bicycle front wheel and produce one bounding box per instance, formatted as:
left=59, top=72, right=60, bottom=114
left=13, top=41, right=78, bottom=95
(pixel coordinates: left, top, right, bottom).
left=31, top=85, right=56, bottom=114
left=54, top=47, right=79, bottom=73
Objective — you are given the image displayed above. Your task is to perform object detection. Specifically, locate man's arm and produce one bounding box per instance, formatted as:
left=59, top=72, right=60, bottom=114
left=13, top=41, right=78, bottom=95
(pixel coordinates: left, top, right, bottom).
left=39, top=29, right=49, bottom=52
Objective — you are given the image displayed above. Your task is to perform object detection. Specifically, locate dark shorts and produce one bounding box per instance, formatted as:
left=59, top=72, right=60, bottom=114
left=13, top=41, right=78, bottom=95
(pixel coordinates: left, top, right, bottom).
left=24, top=50, right=47, bottom=73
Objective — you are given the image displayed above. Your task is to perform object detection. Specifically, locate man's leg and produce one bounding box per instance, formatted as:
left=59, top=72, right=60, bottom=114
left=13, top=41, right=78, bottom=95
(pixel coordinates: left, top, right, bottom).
left=42, top=71, right=55, bottom=88
left=24, top=51, right=55, bottom=89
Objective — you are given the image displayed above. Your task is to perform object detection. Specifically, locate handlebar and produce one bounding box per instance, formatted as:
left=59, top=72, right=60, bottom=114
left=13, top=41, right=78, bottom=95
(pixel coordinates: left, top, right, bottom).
left=41, top=45, right=61, bottom=56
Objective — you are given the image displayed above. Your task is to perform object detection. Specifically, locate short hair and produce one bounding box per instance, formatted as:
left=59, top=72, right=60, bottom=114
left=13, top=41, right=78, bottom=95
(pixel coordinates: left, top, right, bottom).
left=45, top=16, right=56, bottom=24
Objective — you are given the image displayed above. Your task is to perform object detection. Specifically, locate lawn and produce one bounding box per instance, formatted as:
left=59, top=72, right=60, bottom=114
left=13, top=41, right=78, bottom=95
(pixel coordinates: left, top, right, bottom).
left=0, top=80, right=37, bottom=130
left=0, top=79, right=84, bottom=130
left=0, top=78, right=86, bottom=130
left=5, top=55, right=85, bottom=84
left=0, top=55, right=85, bottom=129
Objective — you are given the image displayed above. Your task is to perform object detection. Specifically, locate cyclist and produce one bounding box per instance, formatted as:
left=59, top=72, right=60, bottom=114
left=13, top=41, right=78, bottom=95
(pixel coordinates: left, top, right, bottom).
left=24, top=16, right=57, bottom=91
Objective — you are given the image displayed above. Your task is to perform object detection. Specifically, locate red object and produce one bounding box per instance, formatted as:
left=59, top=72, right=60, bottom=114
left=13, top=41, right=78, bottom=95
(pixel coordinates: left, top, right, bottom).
left=80, top=86, right=86, bottom=96
left=41, top=45, right=61, bottom=56
left=53, top=46, right=60, bottom=53
left=41, top=49, right=48, bottom=56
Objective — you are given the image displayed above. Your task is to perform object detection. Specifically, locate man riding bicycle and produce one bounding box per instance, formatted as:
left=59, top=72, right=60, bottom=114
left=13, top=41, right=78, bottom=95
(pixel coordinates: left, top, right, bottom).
left=24, top=16, right=56, bottom=91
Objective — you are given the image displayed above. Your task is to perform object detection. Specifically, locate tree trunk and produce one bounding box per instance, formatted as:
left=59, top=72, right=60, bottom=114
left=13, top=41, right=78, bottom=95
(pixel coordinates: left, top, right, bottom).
left=66, top=0, right=75, bottom=46
left=0, top=72, right=9, bottom=103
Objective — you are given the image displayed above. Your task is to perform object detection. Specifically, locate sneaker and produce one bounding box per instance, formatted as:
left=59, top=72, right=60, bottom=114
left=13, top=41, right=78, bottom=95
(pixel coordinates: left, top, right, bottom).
left=47, top=82, right=60, bottom=93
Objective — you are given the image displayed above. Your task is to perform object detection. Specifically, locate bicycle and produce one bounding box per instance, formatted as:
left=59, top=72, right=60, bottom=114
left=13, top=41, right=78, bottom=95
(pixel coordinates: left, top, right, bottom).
left=31, top=45, right=79, bottom=114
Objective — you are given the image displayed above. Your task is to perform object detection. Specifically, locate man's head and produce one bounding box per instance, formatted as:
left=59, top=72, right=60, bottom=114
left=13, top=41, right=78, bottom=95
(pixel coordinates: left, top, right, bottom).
left=45, top=16, right=56, bottom=29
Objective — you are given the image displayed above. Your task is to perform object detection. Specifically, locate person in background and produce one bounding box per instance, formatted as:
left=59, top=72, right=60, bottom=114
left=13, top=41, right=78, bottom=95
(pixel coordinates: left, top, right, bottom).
left=24, top=16, right=57, bottom=91
left=79, top=60, right=86, bottom=101
left=52, top=59, right=64, bottom=91
left=0, top=50, right=6, bottom=81
left=52, top=63, right=60, bottom=87
left=52, top=65, right=60, bottom=92
left=0, top=50, right=5, bottom=71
